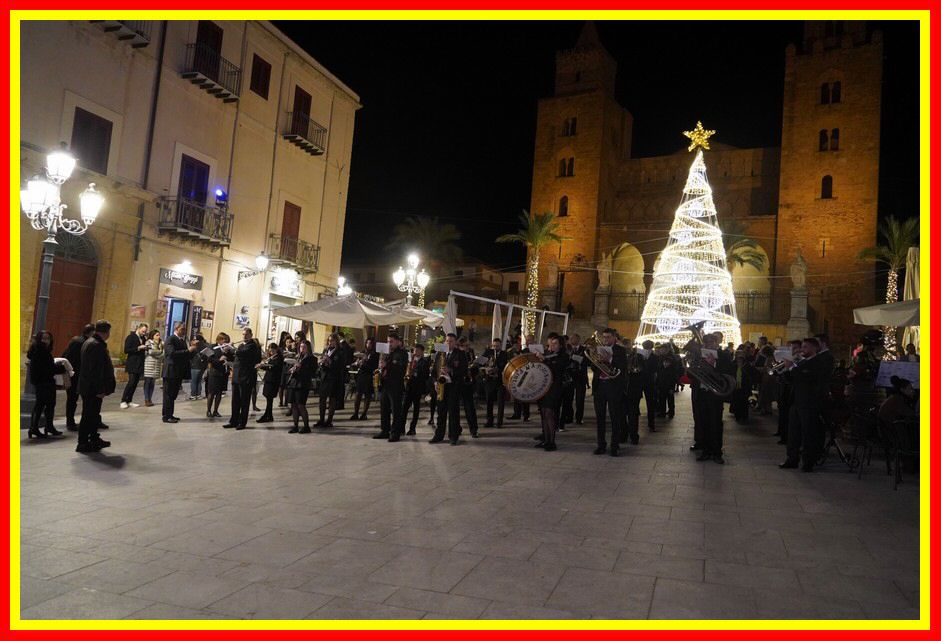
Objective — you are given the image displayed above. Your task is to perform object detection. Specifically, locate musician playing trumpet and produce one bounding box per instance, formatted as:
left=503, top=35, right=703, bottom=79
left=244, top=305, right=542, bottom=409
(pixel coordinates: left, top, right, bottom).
left=255, top=342, right=284, bottom=424
left=351, top=337, right=379, bottom=421
left=402, top=343, right=430, bottom=435
left=591, top=328, right=628, bottom=457
left=373, top=332, right=408, bottom=442
left=431, top=333, right=467, bottom=445
left=482, top=337, right=508, bottom=428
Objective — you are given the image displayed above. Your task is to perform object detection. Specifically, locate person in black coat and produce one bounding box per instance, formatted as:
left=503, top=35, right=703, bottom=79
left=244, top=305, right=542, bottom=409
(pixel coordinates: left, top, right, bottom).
left=77, top=320, right=116, bottom=453
left=730, top=350, right=759, bottom=424
left=120, top=322, right=150, bottom=407
left=351, top=337, right=379, bottom=421
left=693, top=332, right=736, bottom=464
left=162, top=321, right=196, bottom=423
left=188, top=332, right=209, bottom=400
left=640, top=340, right=660, bottom=433
left=255, top=343, right=284, bottom=423
left=535, top=334, right=570, bottom=451
left=62, top=324, right=95, bottom=430
left=482, top=338, right=509, bottom=428
left=507, top=336, right=530, bottom=421
left=431, top=333, right=468, bottom=445
left=338, top=337, right=355, bottom=411
left=374, top=332, right=409, bottom=441
left=317, top=333, right=346, bottom=427
left=621, top=343, right=645, bottom=445
left=655, top=344, right=681, bottom=419
left=286, top=340, right=317, bottom=433
left=402, top=344, right=430, bottom=435
left=279, top=336, right=296, bottom=409
left=458, top=336, right=480, bottom=438
left=780, top=338, right=828, bottom=472
left=204, top=333, right=230, bottom=419
left=569, top=334, right=590, bottom=424
left=27, top=330, right=67, bottom=438
left=592, top=328, right=628, bottom=456
left=223, top=328, right=262, bottom=430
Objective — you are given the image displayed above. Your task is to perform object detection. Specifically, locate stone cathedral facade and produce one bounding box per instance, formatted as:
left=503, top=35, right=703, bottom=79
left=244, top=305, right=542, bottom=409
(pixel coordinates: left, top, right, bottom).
left=530, top=20, right=883, bottom=348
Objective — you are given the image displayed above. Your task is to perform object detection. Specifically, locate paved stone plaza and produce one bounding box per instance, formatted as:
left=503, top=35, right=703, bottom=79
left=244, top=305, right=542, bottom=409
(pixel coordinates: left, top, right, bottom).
left=19, top=390, right=920, bottom=621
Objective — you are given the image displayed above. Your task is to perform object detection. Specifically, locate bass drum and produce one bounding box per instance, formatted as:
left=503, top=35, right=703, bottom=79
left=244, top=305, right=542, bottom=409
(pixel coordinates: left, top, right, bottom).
left=502, top=353, right=553, bottom=403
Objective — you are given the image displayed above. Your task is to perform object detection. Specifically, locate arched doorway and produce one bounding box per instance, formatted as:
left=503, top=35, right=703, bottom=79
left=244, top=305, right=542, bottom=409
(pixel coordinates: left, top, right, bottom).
left=729, top=244, right=771, bottom=322
left=34, top=232, right=98, bottom=343
left=610, top=242, right=646, bottom=320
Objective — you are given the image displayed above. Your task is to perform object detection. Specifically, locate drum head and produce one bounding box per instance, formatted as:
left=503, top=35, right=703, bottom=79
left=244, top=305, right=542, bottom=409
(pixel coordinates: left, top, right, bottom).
left=502, top=354, right=553, bottom=402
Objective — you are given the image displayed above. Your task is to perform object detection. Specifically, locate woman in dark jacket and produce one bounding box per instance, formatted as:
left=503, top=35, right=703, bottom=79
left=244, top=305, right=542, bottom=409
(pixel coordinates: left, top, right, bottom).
left=256, top=343, right=284, bottom=424
left=535, top=335, right=570, bottom=451
left=27, top=330, right=66, bottom=438
left=279, top=336, right=296, bottom=411
left=204, top=333, right=230, bottom=419
left=287, top=340, right=318, bottom=433
left=350, top=337, right=379, bottom=421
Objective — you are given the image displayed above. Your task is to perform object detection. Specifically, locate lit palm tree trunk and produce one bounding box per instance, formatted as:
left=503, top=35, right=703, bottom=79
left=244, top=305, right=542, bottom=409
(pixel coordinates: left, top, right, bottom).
left=525, top=249, right=540, bottom=335
left=883, top=268, right=899, bottom=359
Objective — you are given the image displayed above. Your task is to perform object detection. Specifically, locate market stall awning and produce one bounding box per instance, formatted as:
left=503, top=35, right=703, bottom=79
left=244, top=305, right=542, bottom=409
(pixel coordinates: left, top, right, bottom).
left=272, top=294, right=426, bottom=328
left=853, top=298, right=920, bottom=327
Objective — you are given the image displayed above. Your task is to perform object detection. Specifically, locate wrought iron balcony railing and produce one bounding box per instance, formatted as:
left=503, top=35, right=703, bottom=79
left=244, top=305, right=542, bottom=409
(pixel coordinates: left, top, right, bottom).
left=283, top=111, right=327, bottom=155
left=90, top=20, right=152, bottom=48
left=157, top=197, right=233, bottom=249
left=182, top=42, right=241, bottom=102
left=267, top=233, right=320, bottom=273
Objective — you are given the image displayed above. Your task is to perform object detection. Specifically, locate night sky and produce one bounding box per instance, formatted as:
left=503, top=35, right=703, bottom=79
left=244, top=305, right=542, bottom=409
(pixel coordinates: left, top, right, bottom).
left=272, top=20, right=920, bottom=271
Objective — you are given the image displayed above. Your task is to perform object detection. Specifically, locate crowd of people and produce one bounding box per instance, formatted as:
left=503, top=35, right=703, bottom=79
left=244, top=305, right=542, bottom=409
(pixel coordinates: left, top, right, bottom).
left=24, top=318, right=918, bottom=466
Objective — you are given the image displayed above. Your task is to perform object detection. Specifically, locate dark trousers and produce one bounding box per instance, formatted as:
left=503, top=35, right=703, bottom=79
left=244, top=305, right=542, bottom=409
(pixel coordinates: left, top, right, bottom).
left=731, top=389, right=750, bottom=424
left=512, top=400, right=530, bottom=420
left=777, top=397, right=791, bottom=439
left=786, top=404, right=821, bottom=466
left=624, top=388, right=643, bottom=438
left=230, top=381, right=253, bottom=427
left=694, top=390, right=725, bottom=455
left=560, top=383, right=574, bottom=426
left=428, top=389, right=438, bottom=423
left=593, top=383, right=623, bottom=448
left=162, top=377, right=182, bottom=419
left=691, top=386, right=704, bottom=446
left=642, top=384, right=657, bottom=428
left=121, top=371, right=142, bottom=403
left=540, top=406, right=558, bottom=445
left=656, top=385, right=675, bottom=417
left=32, top=384, right=56, bottom=430
left=66, top=375, right=81, bottom=425
left=574, top=379, right=587, bottom=423
left=433, top=384, right=462, bottom=441
left=461, top=383, right=479, bottom=435
left=78, top=394, right=102, bottom=445
left=484, top=380, right=505, bottom=426
left=380, top=386, right=404, bottom=436
left=402, top=384, right=424, bottom=430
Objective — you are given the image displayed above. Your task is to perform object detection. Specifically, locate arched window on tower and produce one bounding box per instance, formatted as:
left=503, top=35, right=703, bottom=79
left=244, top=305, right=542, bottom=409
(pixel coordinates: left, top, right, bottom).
left=558, top=159, right=567, bottom=177
left=569, top=117, right=577, bottom=135
left=558, top=196, right=569, bottom=217
left=820, top=175, right=833, bottom=199
left=820, top=83, right=830, bottom=105
left=830, top=128, right=840, bottom=151
left=831, top=81, right=841, bottom=103
left=567, top=158, right=575, bottom=176
left=818, top=129, right=829, bottom=151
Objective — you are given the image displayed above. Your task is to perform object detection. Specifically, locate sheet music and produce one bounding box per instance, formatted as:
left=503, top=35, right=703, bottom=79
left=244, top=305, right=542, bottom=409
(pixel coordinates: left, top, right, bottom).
left=433, top=343, right=449, bottom=353
left=375, top=342, right=390, bottom=354
left=527, top=344, right=544, bottom=354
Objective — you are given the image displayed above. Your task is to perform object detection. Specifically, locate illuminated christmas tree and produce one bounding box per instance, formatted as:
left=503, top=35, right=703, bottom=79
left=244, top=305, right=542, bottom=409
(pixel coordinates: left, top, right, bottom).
left=635, top=122, right=742, bottom=347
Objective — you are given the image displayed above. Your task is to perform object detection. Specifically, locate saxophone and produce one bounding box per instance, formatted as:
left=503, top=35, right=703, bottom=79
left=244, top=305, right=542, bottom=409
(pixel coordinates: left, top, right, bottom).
left=434, top=351, right=448, bottom=401
left=373, top=354, right=384, bottom=394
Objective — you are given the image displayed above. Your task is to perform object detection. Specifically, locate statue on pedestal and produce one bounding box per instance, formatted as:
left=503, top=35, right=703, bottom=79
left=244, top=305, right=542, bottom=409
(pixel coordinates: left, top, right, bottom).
left=789, top=248, right=808, bottom=290
left=596, top=251, right=612, bottom=289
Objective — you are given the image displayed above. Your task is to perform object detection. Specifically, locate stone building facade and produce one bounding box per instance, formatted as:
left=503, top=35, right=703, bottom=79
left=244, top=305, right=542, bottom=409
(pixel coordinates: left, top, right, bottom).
left=530, top=20, right=883, bottom=348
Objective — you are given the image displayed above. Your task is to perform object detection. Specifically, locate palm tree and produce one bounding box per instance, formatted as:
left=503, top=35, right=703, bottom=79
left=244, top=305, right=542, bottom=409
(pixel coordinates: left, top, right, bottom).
left=496, top=210, right=569, bottom=333
left=858, top=216, right=920, bottom=357
left=389, top=216, right=463, bottom=303
left=721, top=218, right=766, bottom=272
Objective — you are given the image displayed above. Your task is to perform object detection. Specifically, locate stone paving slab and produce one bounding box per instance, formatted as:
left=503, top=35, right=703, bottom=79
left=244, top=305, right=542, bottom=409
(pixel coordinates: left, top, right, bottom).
left=18, top=388, right=920, bottom=620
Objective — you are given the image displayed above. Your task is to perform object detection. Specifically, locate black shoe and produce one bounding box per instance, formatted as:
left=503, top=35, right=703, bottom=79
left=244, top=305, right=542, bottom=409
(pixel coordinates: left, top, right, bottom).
left=27, top=428, right=47, bottom=440
left=576, top=420, right=584, bottom=425
left=609, top=447, right=620, bottom=457
left=630, top=434, right=640, bottom=445
left=360, top=414, right=369, bottom=422
left=235, top=425, right=246, bottom=430
left=449, top=439, right=459, bottom=445
left=713, top=454, right=725, bottom=465
left=656, top=413, right=666, bottom=418
left=288, top=426, right=299, bottom=433
left=91, top=436, right=110, bottom=449
left=649, top=425, right=657, bottom=433
left=427, top=419, right=436, bottom=426
left=163, top=417, right=180, bottom=423
left=206, top=411, right=213, bottom=418
left=389, top=434, right=401, bottom=442
left=212, top=411, right=222, bottom=418
left=350, top=413, right=360, bottom=421
left=66, top=423, right=78, bottom=431
left=222, top=423, right=235, bottom=429
left=314, top=420, right=325, bottom=427
left=544, top=443, right=557, bottom=451
left=484, top=422, right=495, bottom=428
left=471, top=432, right=480, bottom=438
left=429, top=437, right=444, bottom=443
left=777, top=439, right=787, bottom=445
left=801, top=464, right=814, bottom=473
left=99, top=423, right=109, bottom=430
left=534, top=441, right=546, bottom=448
left=75, top=442, right=100, bottom=453
left=372, top=433, right=389, bottom=439
left=779, top=461, right=799, bottom=469
left=257, top=415, right=273, bottom=423
left=522, top=418, right=530, bottom=423
left=406, top=429, right=416, bottom=435
left=696, top=452, right=712, bottom=461
left=323, top=421, right=334, bottom=428
left=667, top=414, right=674, bottom=419
left=44, top=426, right=63, bottom=437
left=690, top=444, right=703, bottom=451
left=252, top=406, right=262, bottom=412
left=594, top=446, right=607, bottom=455
left=299, top=426, right=311, bottom=434
left=508, top=415, right=521, bottom=420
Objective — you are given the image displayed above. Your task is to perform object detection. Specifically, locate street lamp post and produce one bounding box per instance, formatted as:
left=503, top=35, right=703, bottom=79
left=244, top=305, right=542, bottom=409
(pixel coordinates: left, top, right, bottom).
left=20, top=145, right=104, bottom=425
left=392, top=253, right=430, bottom=343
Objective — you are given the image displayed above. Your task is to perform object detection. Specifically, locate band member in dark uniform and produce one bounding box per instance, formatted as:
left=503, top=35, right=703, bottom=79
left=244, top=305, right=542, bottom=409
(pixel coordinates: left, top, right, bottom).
left=224, top=328, right=262, bottom=430
left=813, top=332, right=836, bottom=458
left=351, top=337, right=379, bottom=421
left=287, top=339, right=317, bottom=433
left=655, top=344, right=681, bottom=419
left=592, top=328, right=628, bottom=456
left=569, top=334, right=589, bottom=424
left=427, top=344, right=442, bottom=427
left=62, top=324, right=95, bottom=430
left=730, top=349, right=758, bottom=425
left=640, top=339, right=659, bottom=433
left=204, top=333, right=230, bottom=419
left=693, top=333, right=735, bottom=464
left=316, top=333, right=346, bottom=427
left=120, top=322, right=149, bottom=408
left=780, top=337, right=827, bottom=471
left=256, top=343, right=284, bottom=423
left=458, top=336, right=480, bottom=438
left=431, top=333, right=468, bottom=445
left=482, top=337, right=508, bottom=428
left=162, top=321, right=196, bottom=424
left=337, top=336, right=354, bottom=411
left=556, top=335, right=575, bottom=431
left=775, top=340, right=803, bottom=444
left=278, top=335, right=295, bottom=409
left=77, top=320, right=115, bottom=453
left=621, top=343, right=646, bottom=445
left=374, top=332, right=408, bottom=441
left=402, top=343, right=430, bottom=435
left=27, top=330, right=67, bottom=439
left=534, top=334, right=570, bottom=451
left=507, top=335, right=530, bottom=421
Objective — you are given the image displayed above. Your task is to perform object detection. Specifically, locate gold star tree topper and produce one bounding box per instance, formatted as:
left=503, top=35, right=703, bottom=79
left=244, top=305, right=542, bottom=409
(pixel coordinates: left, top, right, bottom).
left=683, top=121, right=716, bottom=152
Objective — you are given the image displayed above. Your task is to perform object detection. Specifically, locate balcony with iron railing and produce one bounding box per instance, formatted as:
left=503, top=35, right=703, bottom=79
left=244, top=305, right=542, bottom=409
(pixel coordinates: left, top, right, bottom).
left=90, top=20, right=152, bottom=48
left=267, top=233, right=320, bottom=274
left=156, top=197, right=233, bottom=249
left=609, top=293, right=646, bottom=320
left=181, top=43, right=241, bottom=102
left=283, top=111, right=327, bottom=155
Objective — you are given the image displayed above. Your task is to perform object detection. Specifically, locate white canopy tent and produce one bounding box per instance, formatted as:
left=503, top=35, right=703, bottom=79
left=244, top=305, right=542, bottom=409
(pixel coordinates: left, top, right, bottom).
left=853, top=298, right=920, bottom=328
left=445, top=290, right=569, bottom=345
left=386, top=300, right=464, bottom=328
left=902, top=247, right=920, bottom=351
left=272, top=293, right=426, bottom=328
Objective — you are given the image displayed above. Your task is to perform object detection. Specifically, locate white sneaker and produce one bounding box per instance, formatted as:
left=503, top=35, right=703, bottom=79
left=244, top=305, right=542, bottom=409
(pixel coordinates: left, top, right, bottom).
left=120, top=402, right=129, bottom=409
left=129, top=402, right=140, bottom=408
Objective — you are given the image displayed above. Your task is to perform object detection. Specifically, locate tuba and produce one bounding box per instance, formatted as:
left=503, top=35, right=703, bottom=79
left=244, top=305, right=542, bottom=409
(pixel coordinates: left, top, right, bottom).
left=681, top=321, right=736, bottom=398
left=583, top=332, right=621, bottom=379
